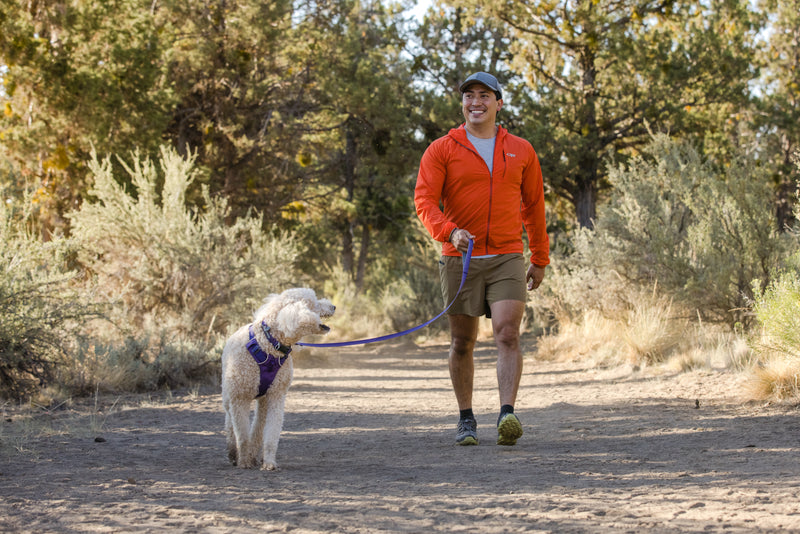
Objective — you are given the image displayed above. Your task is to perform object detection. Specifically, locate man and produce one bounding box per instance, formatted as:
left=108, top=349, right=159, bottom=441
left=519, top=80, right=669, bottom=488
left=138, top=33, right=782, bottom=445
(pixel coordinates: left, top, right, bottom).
left=414, top=72, right=549, bottom=446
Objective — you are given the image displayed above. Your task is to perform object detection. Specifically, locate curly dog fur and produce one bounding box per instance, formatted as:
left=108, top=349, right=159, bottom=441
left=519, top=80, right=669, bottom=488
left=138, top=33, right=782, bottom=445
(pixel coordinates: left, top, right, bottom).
left=221, top=288, right=334, bottom=470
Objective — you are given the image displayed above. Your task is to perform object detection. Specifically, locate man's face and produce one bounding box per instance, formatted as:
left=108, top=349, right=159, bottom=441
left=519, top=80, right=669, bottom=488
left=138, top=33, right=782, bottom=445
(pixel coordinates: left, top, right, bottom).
left=461, top=83, right=502, bottom=129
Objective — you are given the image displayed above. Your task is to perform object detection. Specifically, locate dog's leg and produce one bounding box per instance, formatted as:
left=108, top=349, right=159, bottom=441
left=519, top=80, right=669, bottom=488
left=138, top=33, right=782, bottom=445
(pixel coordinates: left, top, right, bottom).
left=223, top=399, right=238, bottom=465
left=260, top=394, right=287, bottom=471
left=250, top=396, right=268, bottom=466
left=228, top=397, right=256, bottom=468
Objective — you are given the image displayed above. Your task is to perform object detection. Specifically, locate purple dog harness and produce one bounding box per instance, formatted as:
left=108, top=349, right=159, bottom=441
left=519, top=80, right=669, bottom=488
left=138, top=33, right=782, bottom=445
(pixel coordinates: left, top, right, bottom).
left=246, top=321, right=291, bottom=398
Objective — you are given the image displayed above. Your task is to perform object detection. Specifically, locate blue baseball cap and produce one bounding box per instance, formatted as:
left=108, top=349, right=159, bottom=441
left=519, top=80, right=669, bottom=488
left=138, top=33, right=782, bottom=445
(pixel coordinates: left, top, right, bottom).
left=459, top=72, right=502, bottom=100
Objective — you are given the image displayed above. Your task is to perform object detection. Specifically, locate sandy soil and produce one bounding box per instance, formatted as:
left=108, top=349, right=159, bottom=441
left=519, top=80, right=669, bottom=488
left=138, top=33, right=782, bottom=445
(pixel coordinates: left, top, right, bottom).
left=2, top=338, right=800, bottom=533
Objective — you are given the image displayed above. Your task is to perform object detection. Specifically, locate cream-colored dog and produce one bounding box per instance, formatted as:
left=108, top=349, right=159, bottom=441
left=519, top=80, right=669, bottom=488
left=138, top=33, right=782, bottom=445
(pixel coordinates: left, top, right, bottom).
left=221, top=288, right=334, bottom=470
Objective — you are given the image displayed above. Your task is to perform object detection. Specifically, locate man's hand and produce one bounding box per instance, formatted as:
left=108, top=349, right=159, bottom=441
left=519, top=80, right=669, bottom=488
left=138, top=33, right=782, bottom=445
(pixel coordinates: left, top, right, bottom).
left=526, top=264, right=545, bottom=291
left=449, top=228, right=476, bottom=254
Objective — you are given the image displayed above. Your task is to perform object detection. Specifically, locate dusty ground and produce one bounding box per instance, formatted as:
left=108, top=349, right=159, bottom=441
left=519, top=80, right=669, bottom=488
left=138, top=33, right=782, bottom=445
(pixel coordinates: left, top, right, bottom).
left=2, top=338, right=800, bottom=533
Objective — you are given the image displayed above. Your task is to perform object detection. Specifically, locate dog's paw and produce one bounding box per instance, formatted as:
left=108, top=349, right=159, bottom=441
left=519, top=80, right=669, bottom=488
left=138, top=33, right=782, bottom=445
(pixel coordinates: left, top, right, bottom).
left=261, top=462, right=279, bottom=471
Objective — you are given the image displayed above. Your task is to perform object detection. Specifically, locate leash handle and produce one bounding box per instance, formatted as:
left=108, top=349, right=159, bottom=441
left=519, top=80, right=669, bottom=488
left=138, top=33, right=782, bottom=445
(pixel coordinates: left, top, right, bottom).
left=297, top=239, right=474, bottom=348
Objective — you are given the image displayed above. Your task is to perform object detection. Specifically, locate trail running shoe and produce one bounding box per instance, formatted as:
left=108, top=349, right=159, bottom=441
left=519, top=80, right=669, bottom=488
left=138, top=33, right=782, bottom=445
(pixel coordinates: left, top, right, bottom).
left=496, top=413, right=523, bottom=446
left=455, top=416, right=478, bottom=446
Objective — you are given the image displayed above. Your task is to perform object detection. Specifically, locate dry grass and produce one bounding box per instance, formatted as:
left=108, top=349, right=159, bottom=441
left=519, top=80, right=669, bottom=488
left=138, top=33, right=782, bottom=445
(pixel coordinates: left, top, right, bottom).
left=622, top=297, right=682, bottom=365
left=745, top=356, right=800, bottom=402
left=536, top=293, right=684, bottom=368
left=535, top=310, right=627, bottom=366
left=534, top=297, right=754, bottom=376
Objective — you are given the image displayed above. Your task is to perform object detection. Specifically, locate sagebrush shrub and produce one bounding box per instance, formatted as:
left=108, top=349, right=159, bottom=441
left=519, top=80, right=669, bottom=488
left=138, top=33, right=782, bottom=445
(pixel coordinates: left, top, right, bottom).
left=751, top=271, right=800, bottom=359
left=743, top=160, right=800, bottom=400
left=537, top=135, right=786, bottom=327
left=69, top=146, right=300, bottom=339
left=52, top=147, right=304, bottom=395
left=0, top=186, right=99, bottom=399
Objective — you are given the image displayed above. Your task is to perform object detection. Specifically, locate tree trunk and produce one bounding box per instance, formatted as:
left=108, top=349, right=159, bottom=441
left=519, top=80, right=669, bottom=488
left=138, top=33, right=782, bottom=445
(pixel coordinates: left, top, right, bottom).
left=574, top=177, right=597, bottom=229
left=342, top=227, right=355, bottom=277
left=776, top=134, right=796, bottom=232
left=575, top=17, right=599, bottom=229
left=341, top=119, right=358, bottom=278
left=355, top=223, right=371, bottom=291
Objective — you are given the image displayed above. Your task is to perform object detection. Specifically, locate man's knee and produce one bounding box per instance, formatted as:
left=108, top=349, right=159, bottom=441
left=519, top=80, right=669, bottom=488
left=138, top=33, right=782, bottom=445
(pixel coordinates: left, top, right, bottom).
left=493, top=323, right=520, bottom=349
left=450, top=335, right=476, bottom=356
left=490, top=300, right=524, bottom=347
left=449, top=314, right=479, bottom=356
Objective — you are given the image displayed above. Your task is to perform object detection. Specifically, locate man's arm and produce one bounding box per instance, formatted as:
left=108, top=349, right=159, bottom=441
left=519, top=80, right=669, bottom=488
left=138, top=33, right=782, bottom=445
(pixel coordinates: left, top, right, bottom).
left=520, top=148, right=550, bottom=270
left=414, top=142, right=457, bottom=242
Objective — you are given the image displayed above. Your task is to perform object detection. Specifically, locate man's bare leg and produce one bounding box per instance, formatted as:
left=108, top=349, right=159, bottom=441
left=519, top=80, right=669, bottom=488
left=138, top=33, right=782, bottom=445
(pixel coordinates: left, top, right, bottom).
left=448, top=314, right=479, bottom=410
left=490, top=299, right=525, bottom=445
left=449, top=314, right=479, bottom=445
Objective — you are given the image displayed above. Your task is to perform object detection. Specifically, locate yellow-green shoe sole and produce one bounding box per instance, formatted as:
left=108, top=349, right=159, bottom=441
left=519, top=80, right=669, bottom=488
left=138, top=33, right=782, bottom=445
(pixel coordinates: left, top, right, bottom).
left=457, top=435, right=478, bottom=446
left=497, top=414, right=523, bottom=446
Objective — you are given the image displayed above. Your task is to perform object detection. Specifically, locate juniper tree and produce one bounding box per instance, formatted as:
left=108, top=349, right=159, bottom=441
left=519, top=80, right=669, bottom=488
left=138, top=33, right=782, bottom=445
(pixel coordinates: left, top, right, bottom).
left=443, top=0, right=759, bottom=227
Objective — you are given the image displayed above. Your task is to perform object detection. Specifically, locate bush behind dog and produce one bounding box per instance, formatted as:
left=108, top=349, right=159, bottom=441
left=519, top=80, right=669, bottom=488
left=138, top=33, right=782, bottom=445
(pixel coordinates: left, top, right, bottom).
left=0, top=147, right=301, bottom=399
left=0, top=184, right=101, bottom=399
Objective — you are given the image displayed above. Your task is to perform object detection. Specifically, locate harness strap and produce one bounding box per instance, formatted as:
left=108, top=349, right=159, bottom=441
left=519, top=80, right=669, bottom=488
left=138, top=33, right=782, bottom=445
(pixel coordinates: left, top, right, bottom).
left=297, top=239, right=474, bottom=348
left=246, top=324, right=289, bottom=397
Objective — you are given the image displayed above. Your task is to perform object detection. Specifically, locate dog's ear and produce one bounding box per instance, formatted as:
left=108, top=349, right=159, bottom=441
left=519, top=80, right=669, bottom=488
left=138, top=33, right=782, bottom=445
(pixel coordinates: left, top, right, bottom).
left=275, top=302, right=320, bottom=339
left=262, top=293, right=280, bottom=305
left=254, top=293, right=281, bottom=321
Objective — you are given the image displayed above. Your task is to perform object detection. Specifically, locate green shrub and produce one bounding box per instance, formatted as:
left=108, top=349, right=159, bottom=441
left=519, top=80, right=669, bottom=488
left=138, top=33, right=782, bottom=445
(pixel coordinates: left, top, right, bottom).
left=54, top=146, right=303, bottom=395
left=751, top=270, right=800, bottom=360
left=746, top=176, right=800, bottom=400
left=0, top=185, right=99, bottom=399
left=68, top=146, right=301, bottom=339
left=537, top=135, right=786, bottom=327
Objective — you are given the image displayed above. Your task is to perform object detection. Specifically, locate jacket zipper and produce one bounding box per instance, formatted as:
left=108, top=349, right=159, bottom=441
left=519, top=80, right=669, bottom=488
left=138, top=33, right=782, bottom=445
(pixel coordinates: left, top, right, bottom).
left=454, top=136, right=501, bottom=256
left=485, top=164, right=493, bottom=256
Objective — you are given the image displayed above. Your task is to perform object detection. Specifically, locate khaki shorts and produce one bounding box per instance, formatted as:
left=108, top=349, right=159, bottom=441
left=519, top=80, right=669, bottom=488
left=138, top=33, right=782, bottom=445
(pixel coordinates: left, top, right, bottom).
left=439, top=253, right=526, bottom=318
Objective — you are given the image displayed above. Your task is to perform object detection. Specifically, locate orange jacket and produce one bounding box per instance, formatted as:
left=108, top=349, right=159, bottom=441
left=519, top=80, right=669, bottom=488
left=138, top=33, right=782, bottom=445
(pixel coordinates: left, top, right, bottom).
left=415, top=124, right=549, bottom=267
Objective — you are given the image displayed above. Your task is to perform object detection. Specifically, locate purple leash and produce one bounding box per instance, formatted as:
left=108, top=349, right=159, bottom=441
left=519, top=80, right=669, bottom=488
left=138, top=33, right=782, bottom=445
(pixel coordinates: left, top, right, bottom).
left=297, top=239, right=474, bottom=348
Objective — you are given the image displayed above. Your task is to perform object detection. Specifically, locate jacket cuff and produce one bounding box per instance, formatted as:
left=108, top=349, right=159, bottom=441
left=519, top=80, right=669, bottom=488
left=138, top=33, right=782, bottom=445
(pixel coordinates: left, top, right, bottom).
left=442, top=223, right=458, bottom=243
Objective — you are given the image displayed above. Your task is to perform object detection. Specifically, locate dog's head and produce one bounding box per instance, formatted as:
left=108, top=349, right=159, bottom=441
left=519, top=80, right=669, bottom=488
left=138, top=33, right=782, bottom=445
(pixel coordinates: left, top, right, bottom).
left=255, top=288, right=335, bottom=345
left=278, top=288, right=335, bottom=320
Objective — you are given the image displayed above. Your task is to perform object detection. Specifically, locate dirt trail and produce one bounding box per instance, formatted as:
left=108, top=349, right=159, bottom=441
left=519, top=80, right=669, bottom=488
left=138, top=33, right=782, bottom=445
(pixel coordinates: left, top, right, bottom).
left=2, top=339, right=800, bottom=533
